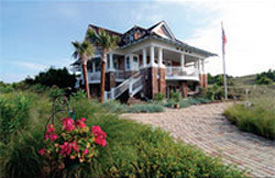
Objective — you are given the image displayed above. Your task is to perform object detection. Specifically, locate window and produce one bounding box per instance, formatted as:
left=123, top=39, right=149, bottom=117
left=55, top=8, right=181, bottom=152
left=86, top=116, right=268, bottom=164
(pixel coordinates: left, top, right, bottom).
left=113, top=58, right=118, bottom=69
left=133, top=56, right=139, bottom=70
left=125, top=56, right=130, bottom=70
left=95, top=60, right=101, bottom=72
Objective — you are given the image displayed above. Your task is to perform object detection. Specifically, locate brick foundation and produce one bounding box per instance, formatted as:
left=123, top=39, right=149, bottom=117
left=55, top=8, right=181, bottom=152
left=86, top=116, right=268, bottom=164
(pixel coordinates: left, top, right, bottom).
left=158, top=68, right=166, bottom=96
left=147, top=67, right=158, bottom=99
left=200, top=74, right=208, bottom=88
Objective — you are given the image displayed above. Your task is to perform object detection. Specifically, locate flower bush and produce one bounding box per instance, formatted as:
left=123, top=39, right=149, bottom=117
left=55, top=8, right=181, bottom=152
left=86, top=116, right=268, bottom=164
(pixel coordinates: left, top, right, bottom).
left=39, top=117, right=107, bottom=170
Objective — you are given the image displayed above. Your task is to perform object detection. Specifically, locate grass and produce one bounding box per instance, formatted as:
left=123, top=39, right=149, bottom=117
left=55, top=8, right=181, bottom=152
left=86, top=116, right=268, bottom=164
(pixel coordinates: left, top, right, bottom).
left=0, top=90, right=247, bottom=178
left=224, top=87, right=275, bottom=140
left=102, top=100, right=164, bottom=113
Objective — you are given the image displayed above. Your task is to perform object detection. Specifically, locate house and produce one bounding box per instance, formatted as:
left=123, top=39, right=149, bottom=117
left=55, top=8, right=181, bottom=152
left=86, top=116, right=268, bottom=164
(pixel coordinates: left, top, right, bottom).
left=72, top=21, right=216, bottom=101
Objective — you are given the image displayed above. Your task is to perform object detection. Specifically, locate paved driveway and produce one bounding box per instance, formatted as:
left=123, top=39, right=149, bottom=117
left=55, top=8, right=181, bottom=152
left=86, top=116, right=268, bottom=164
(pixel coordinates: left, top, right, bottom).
left=122, top=103, right=275, bottom=177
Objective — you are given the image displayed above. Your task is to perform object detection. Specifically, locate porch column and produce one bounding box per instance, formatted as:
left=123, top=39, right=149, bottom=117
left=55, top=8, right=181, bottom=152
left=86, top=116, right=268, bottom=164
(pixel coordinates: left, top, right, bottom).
left=142, top=48, right=147, bottom=68
left=149, top=45, right=157, bottom=67
left=181, top=54, right=185, bottom=69
left=109, top=53, right=114, bottom=71
left=201, top=59, right=205, bottom=74
left=158, top=47, right=165, bottom=68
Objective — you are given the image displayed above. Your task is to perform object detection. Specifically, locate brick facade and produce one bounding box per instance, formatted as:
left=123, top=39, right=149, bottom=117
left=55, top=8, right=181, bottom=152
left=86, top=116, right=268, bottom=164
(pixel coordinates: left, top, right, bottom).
left=147, top=67, right=158, bottom=99
left=199, top=74, right=208, bottom=88
left=158, top=68, right=166, bottom=95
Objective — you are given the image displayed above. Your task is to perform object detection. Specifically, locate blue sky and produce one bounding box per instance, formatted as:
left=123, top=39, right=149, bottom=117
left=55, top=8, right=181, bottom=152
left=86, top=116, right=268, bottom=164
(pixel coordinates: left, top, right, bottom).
left=1, top=0, right=275, bottom=83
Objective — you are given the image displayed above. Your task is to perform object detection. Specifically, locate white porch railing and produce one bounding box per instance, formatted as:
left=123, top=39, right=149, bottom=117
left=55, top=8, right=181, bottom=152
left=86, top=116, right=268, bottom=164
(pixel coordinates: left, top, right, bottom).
left=166, top=67, right=199, bottom=80
left=105, top=72, right=143, bottom=100
left=115, top=70, right=125, bottom=80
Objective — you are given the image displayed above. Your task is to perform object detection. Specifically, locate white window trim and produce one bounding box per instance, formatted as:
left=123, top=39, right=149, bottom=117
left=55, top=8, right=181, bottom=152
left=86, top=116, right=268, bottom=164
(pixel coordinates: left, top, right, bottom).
left=125, top=54, right=139, bottom=71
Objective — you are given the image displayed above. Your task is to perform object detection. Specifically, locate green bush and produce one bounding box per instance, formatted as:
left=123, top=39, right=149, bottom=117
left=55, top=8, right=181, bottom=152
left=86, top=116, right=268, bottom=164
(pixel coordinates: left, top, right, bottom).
left=0, top=92, right=246, bottom=178
left=170, top=91, right=181, bottom=103
left=127, top=104, right=164, bottom=113
left=0, top=92, right=33, bottom=143
left=154, top=92, right=165, bottom=102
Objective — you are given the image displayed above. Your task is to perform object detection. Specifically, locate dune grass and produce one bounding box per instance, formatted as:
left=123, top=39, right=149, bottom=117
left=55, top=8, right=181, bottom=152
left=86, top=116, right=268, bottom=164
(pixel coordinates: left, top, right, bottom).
left=0, top=90, right=247, bottom=177
left=224, top=87, right=275, bottom=140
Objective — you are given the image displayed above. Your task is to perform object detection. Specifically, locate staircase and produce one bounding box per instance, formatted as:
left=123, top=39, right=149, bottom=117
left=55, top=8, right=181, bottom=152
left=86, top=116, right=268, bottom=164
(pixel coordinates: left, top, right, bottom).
left=104, top=72, right=143, bottom=100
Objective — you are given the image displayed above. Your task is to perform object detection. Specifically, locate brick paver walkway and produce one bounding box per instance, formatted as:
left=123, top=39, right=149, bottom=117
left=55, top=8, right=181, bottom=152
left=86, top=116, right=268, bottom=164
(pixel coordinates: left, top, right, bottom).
left=122, top=103, right=275, bottom=177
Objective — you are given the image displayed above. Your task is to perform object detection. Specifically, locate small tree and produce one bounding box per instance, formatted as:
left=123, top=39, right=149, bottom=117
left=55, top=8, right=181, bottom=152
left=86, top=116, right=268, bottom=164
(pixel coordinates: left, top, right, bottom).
left=72, top=41, right=95, bottom=99
left=87, top=29, right=120, bottom=102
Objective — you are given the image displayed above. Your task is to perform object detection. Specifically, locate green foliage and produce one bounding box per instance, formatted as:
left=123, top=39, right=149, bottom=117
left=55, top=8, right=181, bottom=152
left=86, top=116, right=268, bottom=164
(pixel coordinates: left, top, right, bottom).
left=0, top=91, right=246, bottom=178
left=24, top=67, right=76, bottom=91
left=208, top=73, right=234, bottom=86
left=169, top=91, right=181, bottom=105
left=206, top=84, right=225, bottom=100
left=0, top=82, right=14, bottom=93
left=102, top=101, right=164, bottom=113
left=154, top=92, right=165, bottom=102
left=256, top=69, right=275, bottom=85
left=127, top=104, right=164, bottom=113
left=0, top=92, right=33, bottom=143
left=224, top=88, right=275, bottom=140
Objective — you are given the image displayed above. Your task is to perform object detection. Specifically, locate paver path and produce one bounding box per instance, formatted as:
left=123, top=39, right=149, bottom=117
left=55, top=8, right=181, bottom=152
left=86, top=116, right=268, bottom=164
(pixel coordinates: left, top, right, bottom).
left=122, top=102, right=275, bottom=177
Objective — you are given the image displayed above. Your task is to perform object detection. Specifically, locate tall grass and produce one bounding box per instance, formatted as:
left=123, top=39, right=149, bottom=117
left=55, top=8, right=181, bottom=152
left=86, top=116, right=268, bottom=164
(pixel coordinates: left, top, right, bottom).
left=0, top=91, right=247, bottom=177
left=224, top=87, right=275, bottom=140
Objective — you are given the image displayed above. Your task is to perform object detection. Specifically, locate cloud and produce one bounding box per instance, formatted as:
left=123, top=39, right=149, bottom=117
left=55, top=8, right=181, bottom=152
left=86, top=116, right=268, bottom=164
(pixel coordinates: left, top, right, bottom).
left=182, top=0, right=275, bottom=76
left=12, top=61, right=48, bottom=71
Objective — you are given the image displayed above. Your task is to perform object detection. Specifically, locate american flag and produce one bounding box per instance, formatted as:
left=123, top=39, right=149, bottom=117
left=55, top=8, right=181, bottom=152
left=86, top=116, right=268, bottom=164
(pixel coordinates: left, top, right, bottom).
left=221, top=22, right=227, bottom=54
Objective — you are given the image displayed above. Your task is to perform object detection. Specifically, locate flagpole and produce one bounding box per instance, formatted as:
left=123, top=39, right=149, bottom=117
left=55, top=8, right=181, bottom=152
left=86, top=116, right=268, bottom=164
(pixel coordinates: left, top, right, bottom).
left=221, top=22, right=228, bottom=100
left=222, top=47, right=228, bottom=100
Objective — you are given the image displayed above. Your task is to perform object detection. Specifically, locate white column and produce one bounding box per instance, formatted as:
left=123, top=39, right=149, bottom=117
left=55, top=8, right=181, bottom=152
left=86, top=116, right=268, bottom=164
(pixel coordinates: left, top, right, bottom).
left=142, top=48, right=147, bottom=68
left=109, top=53, right=114, bottom=71
left=158, top=47, right=165, bottom=68
left=181, top=54, right=185, bottom=69
left=149, top=45, right=157, bottom=67
left=201, top=59, right=205, bottom=74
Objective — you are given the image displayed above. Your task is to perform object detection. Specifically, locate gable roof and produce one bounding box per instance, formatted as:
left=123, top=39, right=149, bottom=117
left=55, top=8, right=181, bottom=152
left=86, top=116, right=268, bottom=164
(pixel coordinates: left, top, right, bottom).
left=148, top=20, right=175, bottom=40
left=86, top=21, right=217, bottom=57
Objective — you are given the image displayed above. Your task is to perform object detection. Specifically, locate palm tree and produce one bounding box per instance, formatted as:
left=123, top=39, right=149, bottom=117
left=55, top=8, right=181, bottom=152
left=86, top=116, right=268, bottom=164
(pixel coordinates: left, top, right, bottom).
left=87, top=29, right=120, bottom=102
left=72, top=41, right=94, bottom=99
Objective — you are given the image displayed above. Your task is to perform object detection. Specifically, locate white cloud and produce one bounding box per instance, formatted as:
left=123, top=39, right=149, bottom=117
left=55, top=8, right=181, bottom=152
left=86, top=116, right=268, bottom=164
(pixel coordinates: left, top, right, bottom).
left=183, top=0, right=275, bottom=76
left=12, top=61, right=48, bottom=71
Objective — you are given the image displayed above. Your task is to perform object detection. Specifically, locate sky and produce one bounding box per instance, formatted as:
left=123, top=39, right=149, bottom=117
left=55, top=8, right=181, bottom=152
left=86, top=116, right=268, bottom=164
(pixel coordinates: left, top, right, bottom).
left=1, top=0, right=275, bottom=83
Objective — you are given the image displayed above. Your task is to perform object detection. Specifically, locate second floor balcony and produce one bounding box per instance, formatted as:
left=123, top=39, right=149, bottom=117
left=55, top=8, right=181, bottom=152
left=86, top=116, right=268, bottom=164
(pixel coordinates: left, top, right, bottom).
left=165, top=67, right=200, bottom=81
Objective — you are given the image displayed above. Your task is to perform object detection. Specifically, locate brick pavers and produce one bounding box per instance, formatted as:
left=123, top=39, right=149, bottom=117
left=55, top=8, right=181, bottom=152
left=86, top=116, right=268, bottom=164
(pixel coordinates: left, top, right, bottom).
left=122, top=103, right=275, bottom=177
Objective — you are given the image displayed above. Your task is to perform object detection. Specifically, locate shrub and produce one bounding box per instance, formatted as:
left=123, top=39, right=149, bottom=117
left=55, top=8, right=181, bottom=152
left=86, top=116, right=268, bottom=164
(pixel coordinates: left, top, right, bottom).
left=101, top=100, right=127, bottom=113
left=179, top=99, right=192, bottom=108
left=170, top=91, right=181, bottom=103
left=0, top=92, right=33, bottom=143
left=154, top=92, right=165, bottom=102
left=127, top=104, right=164, bottom=113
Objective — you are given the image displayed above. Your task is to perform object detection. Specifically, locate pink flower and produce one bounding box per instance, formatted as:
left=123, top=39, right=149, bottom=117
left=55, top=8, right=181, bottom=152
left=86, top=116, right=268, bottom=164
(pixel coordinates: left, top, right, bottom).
left=70, top=141, right=80, bottom=152
left=83, top=148, right=89, bottom=155
left=62, top=118, right=75, bottom=131
left=92, top=126, right=107, bottom=147
left=44, top=124, right=58, bottom=141
left=60, top=142, right=71, bottom=157
left=49, top=133, right=58, bottom=141
left=46, top=124, right=55, bottom=133
left=76, top=118, right=86, bottom=128
left=39, top=148, right=45, bottom=155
